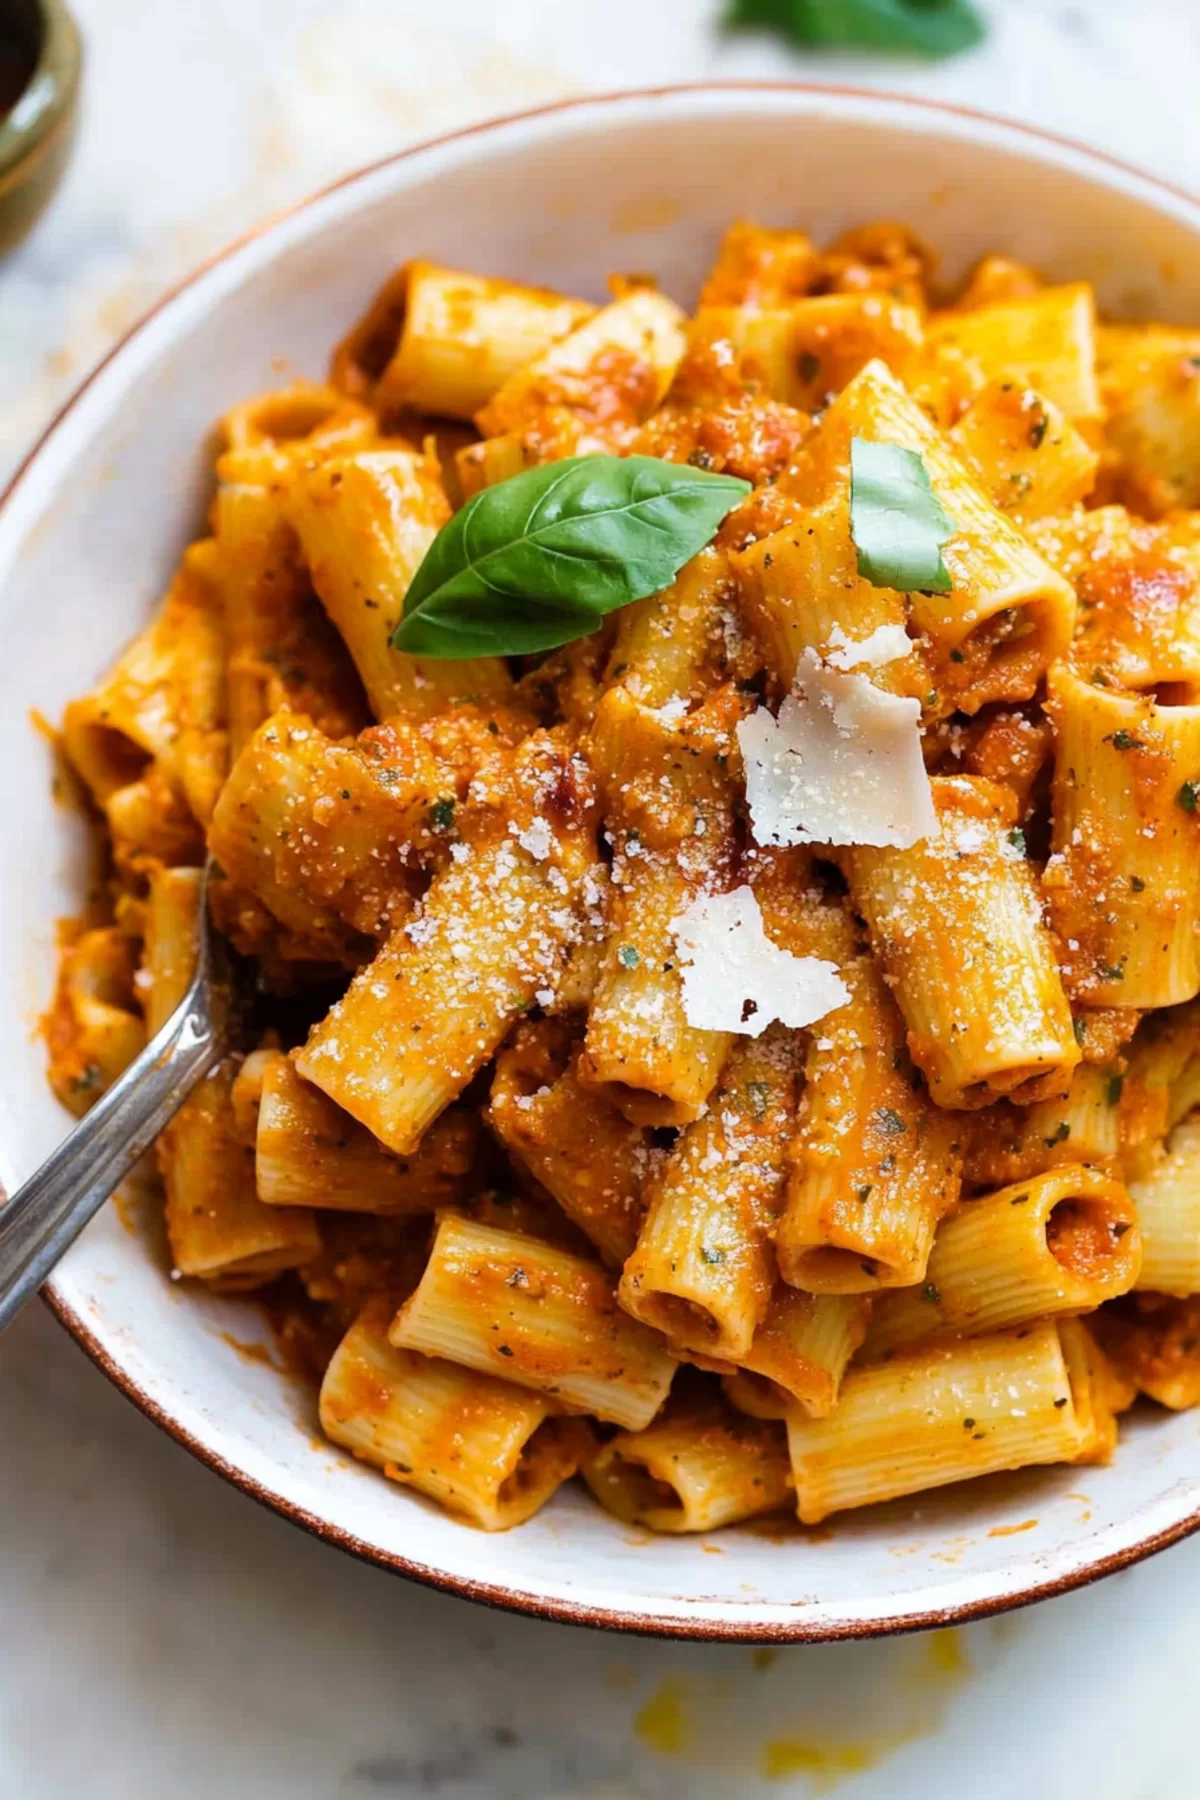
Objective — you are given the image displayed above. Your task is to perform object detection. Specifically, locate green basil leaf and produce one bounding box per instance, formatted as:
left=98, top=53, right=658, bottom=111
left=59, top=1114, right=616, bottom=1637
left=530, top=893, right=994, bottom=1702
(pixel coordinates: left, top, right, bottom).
left=850, top=438, right=955, bottom=595
left=392, top=455, right=750, bottom=660
left=723, top=0, right=985, bottom=55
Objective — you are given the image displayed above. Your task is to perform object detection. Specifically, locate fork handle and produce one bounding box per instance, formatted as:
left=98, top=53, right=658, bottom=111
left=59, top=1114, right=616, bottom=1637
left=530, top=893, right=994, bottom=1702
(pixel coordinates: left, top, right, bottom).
left=0, top=996, right=223, bottom=1335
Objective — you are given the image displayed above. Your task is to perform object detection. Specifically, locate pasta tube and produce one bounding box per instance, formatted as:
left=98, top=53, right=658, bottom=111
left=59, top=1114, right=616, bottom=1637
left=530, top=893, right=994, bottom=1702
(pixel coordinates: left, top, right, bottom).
left=389, top=1214, right=677, bottom=1430
left=582, top=1394, right=792, bottom=1532
left=256, top=1053, right=478, bottom=1215
left=1129, top=1113, right=1200, bottom=1295
left=777, top=904, right=962, bottom=1291
left=287, top=448, right=514, bottom=720
left=732, top=499, right=922, bottom=700
left=1123, top=1000, right=1200, bottom=1139
left=1096, top=323, right=1200, bottom=516
left=962, top=1062, right=1125, bottom=1189
left=846, top=776, right=1080, bottom=1109
left=320, top=1301, right=590, bottom=1530
left=726, top=1287, right=870, bottom=1420
left=698, top=221, right=819, bottom=307
left=486, top=1019, right=656, bottom=1267
left=160, top=1062, right=320, bottom=1288
left=866, top=1163, right=1140, bottom=1353
left=787, top=359, right=1075, bottom=714
left=948, top=380, right=1098, bottom=521
left=1044, top=666, right=1200, bottom=1010
left=373, top=261, right=595, bottom=420
left=927, top=284, right=1101, bottom=425
left=62, top=561, right=222, bottom=807
left=620, top=1026, right=804, bottom=1359
left=44, top=927, right=146, bottom=1117
left=786, top=1320, right=1106, bottom=1523
left=580, top=558, right=743, bottom=1124
left=699, top=293, right=924, bottom=413
left=62, top=560, right=225, bottom=862
left=817, top=221, right=931, bottom=308
left=1028, top=508, right=1200, bottom=701
left=213, top=445, right=369, bottom=754
left=296, top=729, right=599, bottom=1155
left=328, top=265, right=412, bottom=402
left=219, top=382, right=377, bottom=459
left=142, top=866, right=202, bottom=1036
left=474, top=290, right=688, bottom=450
left=208, top=711, right=441, bottom=949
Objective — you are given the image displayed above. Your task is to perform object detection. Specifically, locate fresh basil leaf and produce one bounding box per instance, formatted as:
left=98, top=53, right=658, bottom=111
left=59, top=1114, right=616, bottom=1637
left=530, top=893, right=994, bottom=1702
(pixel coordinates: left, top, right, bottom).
left=850, top=438, right=955, bottom=595
left=724, top=0, right=985, bottom=56
left=392, top=455, right=750, bottom=660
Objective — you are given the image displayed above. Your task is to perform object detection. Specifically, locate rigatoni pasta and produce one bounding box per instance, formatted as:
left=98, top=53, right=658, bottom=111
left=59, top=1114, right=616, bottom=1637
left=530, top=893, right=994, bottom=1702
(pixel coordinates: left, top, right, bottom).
left=1127, top=1113, right=1200, bottom=1296
left=726, top=1287, right=870, bottom=1420
left=1043, top=666, right=1200, bottom=1009
left=582, top=1390, right=792, bottom=1532
left=619, top=1024, right=803, bottom=1358
left=786, top=1320, right=1109, bottom=1524
left=846, top=776, right=1080, bottom=1109
left=320, top=1300, right=591, bottom=1530
left=777, top=905, right=962, bottom=1292
left=46, top=214, right=1200, bottom=1539
left=255, top=1052, right=479, bottom=1215
left=864, top=1163, right=1140, bottom=1353
left=390, top=1213, right=677, bottom=1430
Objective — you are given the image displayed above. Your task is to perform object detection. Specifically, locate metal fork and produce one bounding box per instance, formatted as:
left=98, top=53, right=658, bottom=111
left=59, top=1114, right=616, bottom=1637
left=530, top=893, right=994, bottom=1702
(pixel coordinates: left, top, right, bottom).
left=0, top=860, right=232, bottom=1334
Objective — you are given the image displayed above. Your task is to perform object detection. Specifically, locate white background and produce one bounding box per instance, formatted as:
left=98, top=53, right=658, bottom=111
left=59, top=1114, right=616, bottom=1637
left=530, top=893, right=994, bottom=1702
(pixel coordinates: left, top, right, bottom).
left=5, top=2, right=1200, bottom=1795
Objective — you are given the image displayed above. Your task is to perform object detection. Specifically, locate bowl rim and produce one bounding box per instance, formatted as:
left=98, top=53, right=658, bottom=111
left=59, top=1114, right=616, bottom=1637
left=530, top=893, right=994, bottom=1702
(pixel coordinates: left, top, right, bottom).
left=11, top=78, right=1200, bottom=1642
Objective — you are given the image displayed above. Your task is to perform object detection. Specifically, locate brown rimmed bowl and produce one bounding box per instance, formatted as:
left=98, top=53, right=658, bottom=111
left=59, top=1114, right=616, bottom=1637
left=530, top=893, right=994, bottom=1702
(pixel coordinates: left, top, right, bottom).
left=4, top=84, right=1200, bottom=1641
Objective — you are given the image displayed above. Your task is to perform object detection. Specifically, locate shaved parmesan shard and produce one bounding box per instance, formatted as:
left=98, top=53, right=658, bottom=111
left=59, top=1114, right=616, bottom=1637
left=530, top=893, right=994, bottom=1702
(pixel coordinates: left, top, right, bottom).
left=825, top=622, right=913, bottom=670
left=670, top=886, right=848, bottom=1037
left=737, top=649, right=936, bottom=850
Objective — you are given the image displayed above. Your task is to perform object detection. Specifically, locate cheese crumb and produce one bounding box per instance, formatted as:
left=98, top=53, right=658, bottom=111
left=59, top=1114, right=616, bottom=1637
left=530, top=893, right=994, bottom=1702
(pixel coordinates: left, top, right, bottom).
left=670, top=886, right=849, bottom=1037
left=825, top=623, right=913, bottom=670
left=513, top=817, right=554, bottom=861
left=736, top=649, right=936, bottom=850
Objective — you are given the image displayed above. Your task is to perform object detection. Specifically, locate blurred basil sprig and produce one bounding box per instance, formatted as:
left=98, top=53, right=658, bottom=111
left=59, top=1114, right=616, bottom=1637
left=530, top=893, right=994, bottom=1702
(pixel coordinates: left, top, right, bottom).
left=724, top=0, right=985, bottom=57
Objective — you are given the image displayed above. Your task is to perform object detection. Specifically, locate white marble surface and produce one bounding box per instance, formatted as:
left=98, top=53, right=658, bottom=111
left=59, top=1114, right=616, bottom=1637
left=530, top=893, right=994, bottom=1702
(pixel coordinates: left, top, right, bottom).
left=5, top=2, right=1200, bottom=1794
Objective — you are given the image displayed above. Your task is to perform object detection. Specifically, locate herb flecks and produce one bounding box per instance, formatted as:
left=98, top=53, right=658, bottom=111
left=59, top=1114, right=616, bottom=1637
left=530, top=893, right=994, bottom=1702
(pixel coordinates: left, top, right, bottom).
left=746, top=1079, right=772, bottom=1121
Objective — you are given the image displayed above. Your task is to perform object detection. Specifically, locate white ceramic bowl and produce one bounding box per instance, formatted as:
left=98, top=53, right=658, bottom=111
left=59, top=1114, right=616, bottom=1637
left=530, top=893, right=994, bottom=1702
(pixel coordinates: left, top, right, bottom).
left=6, top=84, right=1200, bottom=1642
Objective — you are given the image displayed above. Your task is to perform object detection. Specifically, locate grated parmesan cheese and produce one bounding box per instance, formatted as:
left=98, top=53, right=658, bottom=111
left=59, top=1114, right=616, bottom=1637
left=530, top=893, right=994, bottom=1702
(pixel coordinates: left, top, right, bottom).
left=670, top=886, right=849, bottom=1037
left=512, top=817, right=554, bottom=861
left=737, top=649, right=936, bottom=850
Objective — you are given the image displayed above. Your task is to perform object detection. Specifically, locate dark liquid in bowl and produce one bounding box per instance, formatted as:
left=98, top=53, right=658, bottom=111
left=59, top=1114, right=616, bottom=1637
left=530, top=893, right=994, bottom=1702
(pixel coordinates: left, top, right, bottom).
left=0, top=0, right=41, bottom=120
